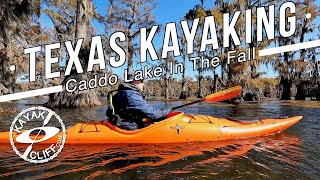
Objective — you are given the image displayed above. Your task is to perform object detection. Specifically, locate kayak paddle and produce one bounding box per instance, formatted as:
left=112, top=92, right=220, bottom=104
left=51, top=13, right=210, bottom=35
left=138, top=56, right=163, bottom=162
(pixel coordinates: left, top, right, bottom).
left=22, top=111, right=53, bottom=160
left=172, top=86, right=242, bottom=110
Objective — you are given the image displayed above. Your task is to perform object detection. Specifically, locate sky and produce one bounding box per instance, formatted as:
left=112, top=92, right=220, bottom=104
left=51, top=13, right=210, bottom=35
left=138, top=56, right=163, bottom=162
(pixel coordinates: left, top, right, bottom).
left=40, top=0, right=320, bottom=80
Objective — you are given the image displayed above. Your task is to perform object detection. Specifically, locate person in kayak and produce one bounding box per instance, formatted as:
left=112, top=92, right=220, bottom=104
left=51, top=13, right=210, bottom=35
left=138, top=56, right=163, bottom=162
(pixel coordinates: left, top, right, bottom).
left=106, top=76, right=172, bottom=130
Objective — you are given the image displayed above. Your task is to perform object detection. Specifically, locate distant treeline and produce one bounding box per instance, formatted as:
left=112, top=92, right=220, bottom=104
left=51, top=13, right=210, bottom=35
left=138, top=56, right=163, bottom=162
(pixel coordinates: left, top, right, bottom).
left=0, top=0, right=320, bottom=108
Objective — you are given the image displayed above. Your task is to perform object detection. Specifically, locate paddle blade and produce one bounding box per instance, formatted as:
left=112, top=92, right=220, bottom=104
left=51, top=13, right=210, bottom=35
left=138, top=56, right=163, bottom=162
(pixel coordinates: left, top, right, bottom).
left=203, top=86, right=242, bottom=102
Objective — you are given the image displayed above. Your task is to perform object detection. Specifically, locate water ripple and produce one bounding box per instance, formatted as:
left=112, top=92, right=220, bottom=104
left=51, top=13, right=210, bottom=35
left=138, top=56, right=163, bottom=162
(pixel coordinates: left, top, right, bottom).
left=0, top=99, right=319, bottom=179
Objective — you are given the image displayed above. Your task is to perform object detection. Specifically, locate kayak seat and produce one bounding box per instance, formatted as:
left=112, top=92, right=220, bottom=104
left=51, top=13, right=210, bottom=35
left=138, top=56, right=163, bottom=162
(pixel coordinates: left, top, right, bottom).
left=104, top=112, right=184, bottom=135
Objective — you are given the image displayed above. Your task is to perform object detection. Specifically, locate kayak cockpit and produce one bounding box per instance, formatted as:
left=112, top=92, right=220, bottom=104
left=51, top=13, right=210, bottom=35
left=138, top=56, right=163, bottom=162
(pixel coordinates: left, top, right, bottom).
left=79, top=112, right=185, bottom=135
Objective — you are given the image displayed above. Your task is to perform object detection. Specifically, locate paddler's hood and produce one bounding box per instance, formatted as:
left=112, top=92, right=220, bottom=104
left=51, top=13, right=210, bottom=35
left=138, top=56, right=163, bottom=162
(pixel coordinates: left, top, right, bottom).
left=118, top=83, right=140, bottom=92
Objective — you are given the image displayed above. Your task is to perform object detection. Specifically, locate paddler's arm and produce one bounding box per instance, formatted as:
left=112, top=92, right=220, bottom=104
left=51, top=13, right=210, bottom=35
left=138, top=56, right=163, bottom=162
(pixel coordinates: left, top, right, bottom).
left=127, top=91, right=172, bottom=120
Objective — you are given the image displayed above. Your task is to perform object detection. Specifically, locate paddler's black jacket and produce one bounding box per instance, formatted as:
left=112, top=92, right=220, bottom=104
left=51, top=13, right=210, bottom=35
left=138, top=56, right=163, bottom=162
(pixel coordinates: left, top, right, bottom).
left=106, top=83, right=172, bottom=128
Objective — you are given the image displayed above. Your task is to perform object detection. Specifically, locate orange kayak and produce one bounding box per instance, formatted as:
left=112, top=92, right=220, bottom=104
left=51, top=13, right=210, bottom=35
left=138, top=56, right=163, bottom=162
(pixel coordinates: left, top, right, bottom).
left=0, top=112, right=302, bottom=144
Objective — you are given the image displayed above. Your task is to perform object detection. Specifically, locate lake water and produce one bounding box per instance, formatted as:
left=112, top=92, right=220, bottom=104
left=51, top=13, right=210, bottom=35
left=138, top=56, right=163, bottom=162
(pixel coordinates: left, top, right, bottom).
left=0, top=97, right=319, bottom=179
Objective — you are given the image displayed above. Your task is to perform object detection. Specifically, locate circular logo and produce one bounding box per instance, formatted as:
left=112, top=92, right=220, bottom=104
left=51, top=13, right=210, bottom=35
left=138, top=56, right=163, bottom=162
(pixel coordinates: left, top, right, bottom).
left=9, top=107, right=66, bottom=163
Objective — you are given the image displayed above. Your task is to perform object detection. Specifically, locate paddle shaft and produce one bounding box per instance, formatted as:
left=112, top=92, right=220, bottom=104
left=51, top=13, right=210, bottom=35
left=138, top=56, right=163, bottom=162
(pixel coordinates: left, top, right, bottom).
left=171, top=86, right=242, bottom=110
left=172, top=99, right=203, bottom=110
left=22, top=111, right=53, bottom=159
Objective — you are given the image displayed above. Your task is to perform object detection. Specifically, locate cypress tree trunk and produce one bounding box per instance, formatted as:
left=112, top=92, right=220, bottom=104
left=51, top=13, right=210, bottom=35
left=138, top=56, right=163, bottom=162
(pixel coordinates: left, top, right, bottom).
left=295, top=82, right=305, bottom=100
left=280, top=50, right=292, bottom=100
left=164, top=59, right=169, bottom=99
left=212, top=74, right=218, bottom=93
left=314, top=59, right=319, bottom=101
left=197, top=71, right=203, bottom=98
left=295, top=19, right=308, bottom=101
left=179, top=77, right=187, bottom=99
left=127, top=36, right=133, bottom=74
left=196, top=52, right=203, bottom=98
left=45, top=0, right=101, bottom=108
left=179, top=42, right=187, bottom=99
left=165, top=77, right=169, bottom=99
left=0, top=30, right=16, bottom=95
left=317, top=82, right=320, bottom=101
left=280, top=76, right=292, bottom=100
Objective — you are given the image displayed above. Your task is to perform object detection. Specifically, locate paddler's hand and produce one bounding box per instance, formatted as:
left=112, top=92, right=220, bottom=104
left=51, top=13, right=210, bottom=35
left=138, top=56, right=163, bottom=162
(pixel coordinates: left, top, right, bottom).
left=142, top=118, right=153, bottom=124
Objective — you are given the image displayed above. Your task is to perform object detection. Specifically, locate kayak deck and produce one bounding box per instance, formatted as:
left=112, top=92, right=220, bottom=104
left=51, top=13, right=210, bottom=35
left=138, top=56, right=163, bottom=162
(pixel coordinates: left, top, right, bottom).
left=0, top=112, right=302, bottom=144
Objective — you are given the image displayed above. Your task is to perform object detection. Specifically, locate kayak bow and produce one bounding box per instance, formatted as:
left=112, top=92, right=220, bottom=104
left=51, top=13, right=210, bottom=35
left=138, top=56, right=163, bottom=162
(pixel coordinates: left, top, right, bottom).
left=0, top=112, right=302, bottom=144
